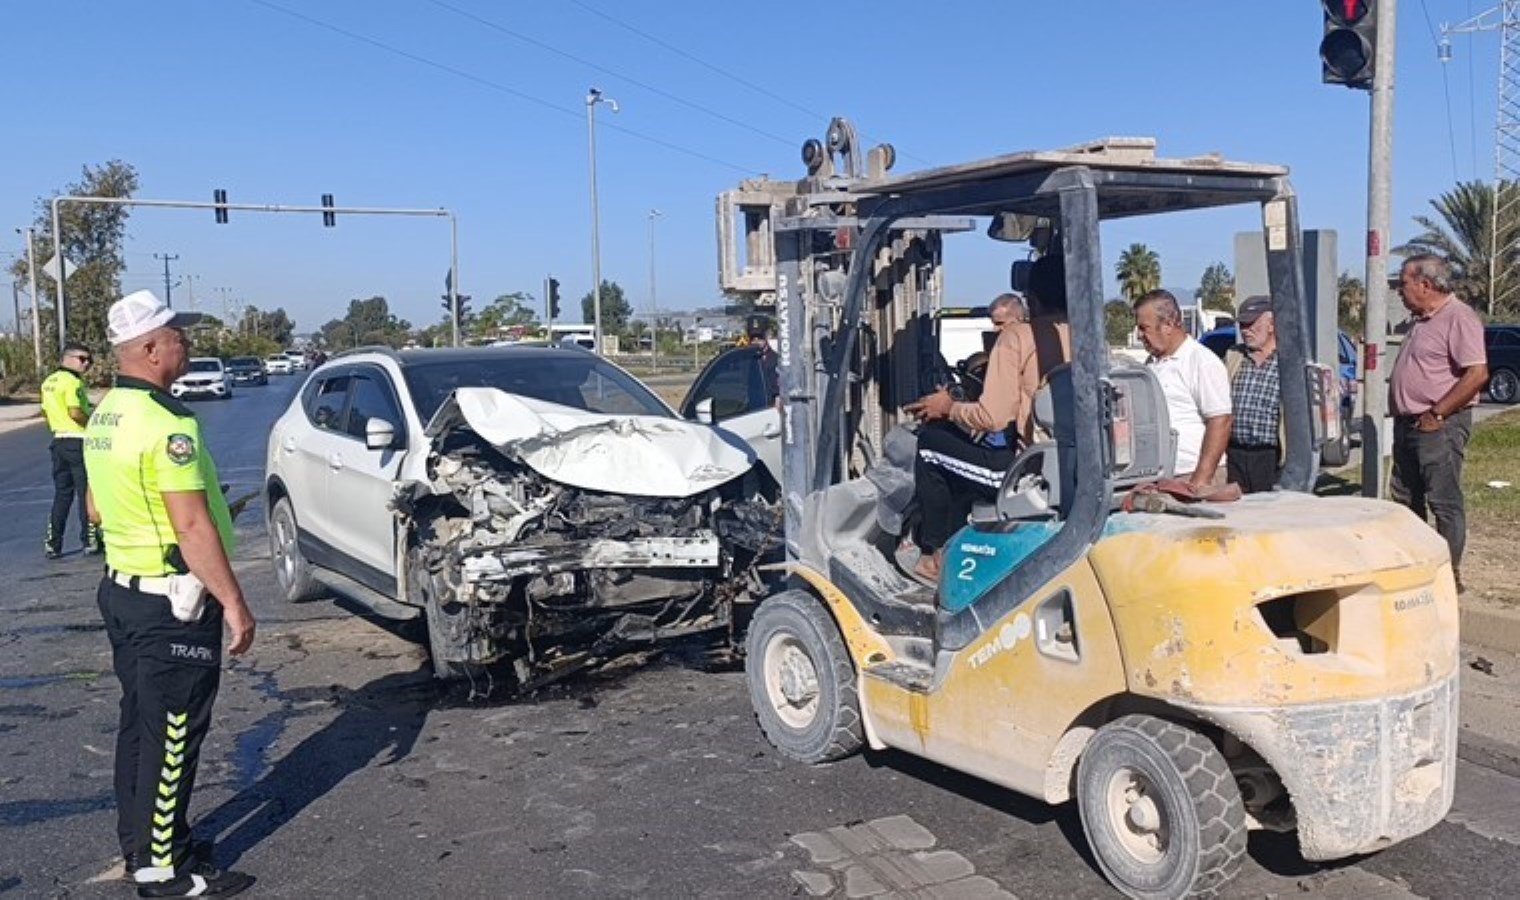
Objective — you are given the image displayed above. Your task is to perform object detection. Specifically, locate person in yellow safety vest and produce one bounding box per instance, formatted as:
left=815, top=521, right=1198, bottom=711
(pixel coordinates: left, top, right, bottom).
left=41, top=340, right=103, bottom=558
left=84, top=290, right=256, bottom=899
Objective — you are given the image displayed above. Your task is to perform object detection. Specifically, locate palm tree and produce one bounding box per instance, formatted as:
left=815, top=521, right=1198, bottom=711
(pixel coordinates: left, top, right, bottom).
left=1115, top=243, right=1162, bottom=303
left=1395, top=179, right=1520, bottom=316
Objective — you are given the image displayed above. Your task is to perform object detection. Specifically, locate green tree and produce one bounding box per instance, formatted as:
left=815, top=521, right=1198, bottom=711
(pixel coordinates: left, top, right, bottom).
left=1395, top=179, right=1520, bottom=316
left=1196, top=262, right=1235, bottom=313
left=1115, top=243, right=1162, bottom=303
left=319, top=296, right=411, bottom=350
left=580, top=280, right=631, bottom=335
left=1105, top=300, right=1137, bottom=346
left=474, top=291, right=539, bottom=338
left=1337, top=272, right=1366, bottom=334
left=240, top=306, right=295, bottom=346
left=7, top=161, right=139, bottom=364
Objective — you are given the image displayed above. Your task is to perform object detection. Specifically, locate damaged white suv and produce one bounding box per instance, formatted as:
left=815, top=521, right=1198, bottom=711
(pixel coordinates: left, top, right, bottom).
left=264, top=346, right=775, bottom=685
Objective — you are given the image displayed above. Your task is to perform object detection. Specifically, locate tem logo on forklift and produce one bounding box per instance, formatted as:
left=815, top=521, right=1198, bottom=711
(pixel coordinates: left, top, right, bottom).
left=968, top=613, right=1033, bottom=669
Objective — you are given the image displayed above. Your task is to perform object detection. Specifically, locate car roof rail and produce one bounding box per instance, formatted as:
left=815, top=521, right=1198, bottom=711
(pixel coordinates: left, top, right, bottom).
left=330, top=345, right=402, bottom=361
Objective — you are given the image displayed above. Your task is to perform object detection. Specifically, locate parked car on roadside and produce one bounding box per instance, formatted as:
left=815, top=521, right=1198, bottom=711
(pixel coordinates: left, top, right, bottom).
left=265, top=355, right=294, bottom=375
left=171, top=357, right=232, bottom=400
left=264, top=346, right=773, bottom=686
left=1485, top=324, right=1520, bottom=404
left=226, top=356, right=268, bottom=386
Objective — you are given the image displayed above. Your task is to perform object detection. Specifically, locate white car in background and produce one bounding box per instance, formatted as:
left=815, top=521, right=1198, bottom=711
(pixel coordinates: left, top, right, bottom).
left=265, top=355, right=293, bottom=375
left=284, top=350, right=309, bottom=371
left=171, top=357, right=232, bottom=400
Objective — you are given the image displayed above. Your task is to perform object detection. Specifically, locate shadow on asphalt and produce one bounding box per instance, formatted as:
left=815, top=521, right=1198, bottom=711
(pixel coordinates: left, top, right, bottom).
left=197, top=668, right=442, bottom=867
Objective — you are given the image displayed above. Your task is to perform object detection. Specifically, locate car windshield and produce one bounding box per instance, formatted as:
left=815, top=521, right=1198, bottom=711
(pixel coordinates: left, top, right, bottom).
left=229, top=357, right=258, bottom=367
left=188, top=360, right=221, bottom=373
left=403, top=352, right=672, bottom=422
left=266, top=356, right=285, bottom=363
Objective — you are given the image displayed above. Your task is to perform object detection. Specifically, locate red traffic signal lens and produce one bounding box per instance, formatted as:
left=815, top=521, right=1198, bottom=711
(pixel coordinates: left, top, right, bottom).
left=1325, top=0, right=1368, bottom=26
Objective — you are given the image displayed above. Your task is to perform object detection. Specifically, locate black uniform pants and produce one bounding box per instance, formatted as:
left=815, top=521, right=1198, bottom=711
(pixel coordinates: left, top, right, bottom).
left=914, top=424, right=1016, bottom=553
left=1226, top=444, right=1280, bottom=494
left=47, top=438, right=89, bottom=550
left=1391, top=409, right=1473, bottom=569
left=97, top=577, right=223, bottom=876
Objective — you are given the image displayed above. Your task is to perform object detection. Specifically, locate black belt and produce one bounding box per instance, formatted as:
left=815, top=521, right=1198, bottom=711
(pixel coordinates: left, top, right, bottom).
left=1229, top=442, right=1278, bottom=451
left=106, top=569, right=174, bottom=596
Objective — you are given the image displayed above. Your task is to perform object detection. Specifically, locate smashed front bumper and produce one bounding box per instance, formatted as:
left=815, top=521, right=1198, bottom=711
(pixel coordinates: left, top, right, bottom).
left=1182, top=672, right=1458, bottom=861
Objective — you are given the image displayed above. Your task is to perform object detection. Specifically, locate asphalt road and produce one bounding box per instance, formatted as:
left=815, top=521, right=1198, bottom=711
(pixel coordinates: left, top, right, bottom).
left=2, top=375, right=1520, bottom=898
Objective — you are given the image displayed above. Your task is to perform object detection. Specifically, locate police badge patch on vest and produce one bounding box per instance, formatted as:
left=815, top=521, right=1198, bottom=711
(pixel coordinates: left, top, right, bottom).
left=166, top=433, right=196, bottom=465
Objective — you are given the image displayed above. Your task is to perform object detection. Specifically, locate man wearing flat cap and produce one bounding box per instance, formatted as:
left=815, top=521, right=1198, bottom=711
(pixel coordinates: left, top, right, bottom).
left=84, top=290, right=255, bottom=897
left=1223, top=295, right=1282, bottom=493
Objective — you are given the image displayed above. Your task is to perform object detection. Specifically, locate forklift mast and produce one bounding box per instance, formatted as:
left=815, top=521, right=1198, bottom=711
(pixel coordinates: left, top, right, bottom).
left=715, top=118, right=972, bottom=555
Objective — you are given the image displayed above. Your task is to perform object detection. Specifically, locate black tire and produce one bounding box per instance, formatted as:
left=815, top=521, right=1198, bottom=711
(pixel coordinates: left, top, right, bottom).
left=1490, top=367, right=1519, bottom=405
left=407, top=545, right=488, bottom=682
left=744, top=590, right=863, bottom=763
left=1076, top=715, right=1246, bottom=899
left=269, top=496, right=325, bottom=602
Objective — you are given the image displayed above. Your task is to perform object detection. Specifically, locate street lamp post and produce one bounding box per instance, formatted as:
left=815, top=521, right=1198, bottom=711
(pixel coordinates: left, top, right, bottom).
left=586, top=87, right=619, bottom=355
left=20, top=228, right=42, bottom=371
left=648, top=208, right=661, bottom=371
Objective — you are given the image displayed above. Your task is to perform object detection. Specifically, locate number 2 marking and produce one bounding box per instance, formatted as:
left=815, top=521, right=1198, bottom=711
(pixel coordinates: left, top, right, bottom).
left=958, top=557, right=977, bottom=582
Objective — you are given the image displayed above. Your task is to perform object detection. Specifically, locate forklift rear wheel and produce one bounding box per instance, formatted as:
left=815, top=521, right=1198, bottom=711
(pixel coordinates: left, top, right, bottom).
left=745, top=590, right=863, bottom=764
left=1076, top=715, right=1246, bottom=899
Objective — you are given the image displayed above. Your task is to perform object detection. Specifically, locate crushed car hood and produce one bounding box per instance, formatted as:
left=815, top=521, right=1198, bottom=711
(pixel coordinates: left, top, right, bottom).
left=425, top=387, right=754, bottom=498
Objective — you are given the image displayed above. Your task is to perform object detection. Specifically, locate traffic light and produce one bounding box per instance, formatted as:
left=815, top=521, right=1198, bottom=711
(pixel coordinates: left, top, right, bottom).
left=321, top=193, right=336, bottom=227
left=1321, top=0, right=1377, bottom=88
left=547, top=277, right=561, bottom=321
left=213, top=188, right=228, bottom=224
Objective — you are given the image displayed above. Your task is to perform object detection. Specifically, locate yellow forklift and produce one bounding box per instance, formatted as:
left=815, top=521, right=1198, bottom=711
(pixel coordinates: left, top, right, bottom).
left=717, top=121, right=1459, bottom=898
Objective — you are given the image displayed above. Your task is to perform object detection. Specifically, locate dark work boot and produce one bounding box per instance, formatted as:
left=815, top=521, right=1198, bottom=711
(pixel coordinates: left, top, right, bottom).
left=136, top=859, right=252, bottom=898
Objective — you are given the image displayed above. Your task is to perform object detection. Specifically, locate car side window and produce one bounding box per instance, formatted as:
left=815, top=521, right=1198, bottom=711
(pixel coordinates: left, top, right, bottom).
left=684, top=350, right=762, bottom=421
left=345, top=372, right=405, bottom=443
left=307, top=375, right=351, bottom=433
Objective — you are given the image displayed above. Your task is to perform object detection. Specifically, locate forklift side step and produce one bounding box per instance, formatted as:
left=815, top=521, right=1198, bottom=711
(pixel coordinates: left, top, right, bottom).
left=864, top=659, right=935, bottom=693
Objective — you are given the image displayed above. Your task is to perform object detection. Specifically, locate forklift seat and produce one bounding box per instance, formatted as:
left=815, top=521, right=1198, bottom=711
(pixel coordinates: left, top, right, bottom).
left=967, top=364, right=1174, bottom=525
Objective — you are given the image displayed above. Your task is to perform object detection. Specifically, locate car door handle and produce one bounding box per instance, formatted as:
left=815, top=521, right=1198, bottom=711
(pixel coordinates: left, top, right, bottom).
left=282, top=437, right=297, bottom=454
left=327, top=453, right=344, bottom=471
left=762, top=421, right=781, bottom=439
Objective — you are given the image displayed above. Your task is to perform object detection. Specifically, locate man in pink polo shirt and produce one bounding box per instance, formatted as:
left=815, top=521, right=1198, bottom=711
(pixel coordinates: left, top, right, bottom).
left=1389, top=253, right=1489, bottom=592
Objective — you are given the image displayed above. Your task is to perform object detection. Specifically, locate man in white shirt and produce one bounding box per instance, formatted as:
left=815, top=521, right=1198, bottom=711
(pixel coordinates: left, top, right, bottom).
left=1134, top=290, right=1233, bottom=491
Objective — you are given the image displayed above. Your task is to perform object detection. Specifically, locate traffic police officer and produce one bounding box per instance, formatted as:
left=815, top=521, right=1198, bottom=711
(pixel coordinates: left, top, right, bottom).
left=41, top=340, right=103, bottom=557
left=85, top=290, right=256, bottom=898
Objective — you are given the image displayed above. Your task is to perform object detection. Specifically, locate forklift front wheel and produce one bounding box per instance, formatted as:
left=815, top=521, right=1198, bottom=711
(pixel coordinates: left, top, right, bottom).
left=1076, top=715, right=1246, bottom=899
left=745, top=591, right=864, bottom=764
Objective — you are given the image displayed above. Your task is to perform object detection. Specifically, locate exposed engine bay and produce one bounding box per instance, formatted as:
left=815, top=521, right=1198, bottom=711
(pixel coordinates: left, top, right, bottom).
left=393, top=389, right=778, bottom=690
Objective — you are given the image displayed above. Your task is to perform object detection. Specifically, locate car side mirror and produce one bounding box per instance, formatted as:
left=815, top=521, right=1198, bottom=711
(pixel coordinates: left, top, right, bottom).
left=365, top=418, right=396, bottom=450
left=694, top=397, right=715, bottom=425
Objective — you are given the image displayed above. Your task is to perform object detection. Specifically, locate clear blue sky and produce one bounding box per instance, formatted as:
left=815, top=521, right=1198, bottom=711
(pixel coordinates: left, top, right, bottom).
left=0, top=1, right=1502, bottom=334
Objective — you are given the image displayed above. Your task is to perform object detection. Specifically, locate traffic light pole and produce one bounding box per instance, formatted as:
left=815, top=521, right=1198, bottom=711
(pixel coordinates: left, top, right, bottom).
left=48, top=195, right=457, bottom=350
left=1361, top=0, right=1397, bottom=499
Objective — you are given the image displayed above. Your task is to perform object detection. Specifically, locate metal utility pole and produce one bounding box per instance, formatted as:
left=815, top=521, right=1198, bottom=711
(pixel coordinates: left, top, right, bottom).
left=10, top=280, right=20, bottom=339
left=586, top=88, right=619, bottom=355
left=648, top=208, right=662, bottom=371
left=214, top=287, right=233, bottom=323
left=22, top=227, right=42, bottom=368
left=1441, top=2, right=1520, bottom=315
left=154, top=253, right=179, bottom=307
left=1361, top=0, right=1397, bottom=499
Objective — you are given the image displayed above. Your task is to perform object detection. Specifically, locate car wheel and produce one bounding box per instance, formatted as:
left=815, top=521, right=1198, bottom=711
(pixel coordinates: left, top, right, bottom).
left=406, top=544, right=489, bottom=682
left=1490, top=367, right=1519, bottom=405
left=1077, top=715, right=1247, bottom=900
left=269, top=497, right=325, bottom=602
left=744, top=590, right=863, bottom=764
